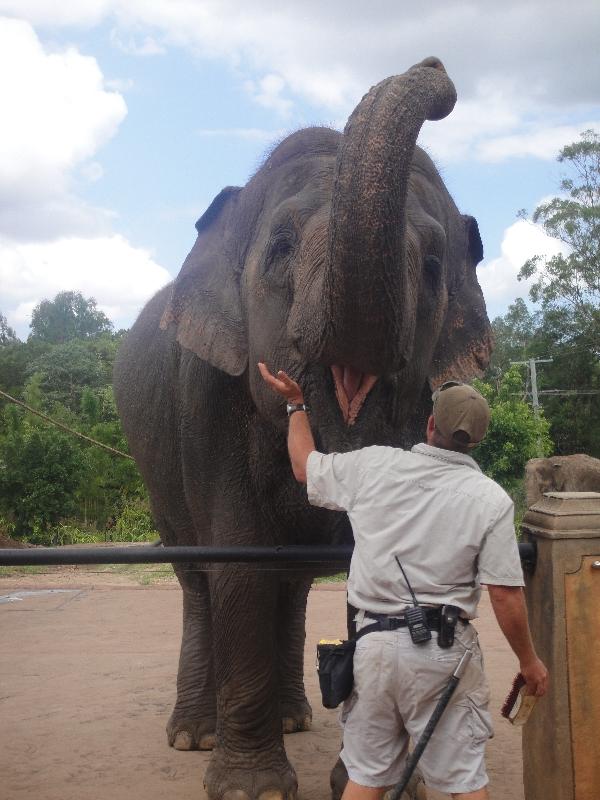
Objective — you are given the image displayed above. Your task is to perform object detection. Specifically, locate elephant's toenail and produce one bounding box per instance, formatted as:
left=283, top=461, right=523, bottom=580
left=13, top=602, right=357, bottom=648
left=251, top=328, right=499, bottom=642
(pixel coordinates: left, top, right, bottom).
left=222, top=791, right=251, bottom=800
left=198, top=733, right=216, bottom=750
left=282, top=717, right=296, bottom=733
left=258, top=791, right=285, bottom=800
left=301, top=715, right=312, bottom=731
left=173, top=731, right=194, bottom=750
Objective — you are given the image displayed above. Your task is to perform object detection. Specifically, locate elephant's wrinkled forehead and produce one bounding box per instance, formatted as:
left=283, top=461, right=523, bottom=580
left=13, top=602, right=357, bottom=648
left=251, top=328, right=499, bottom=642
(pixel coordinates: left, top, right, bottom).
left=249, top=155, right=337, bottom=222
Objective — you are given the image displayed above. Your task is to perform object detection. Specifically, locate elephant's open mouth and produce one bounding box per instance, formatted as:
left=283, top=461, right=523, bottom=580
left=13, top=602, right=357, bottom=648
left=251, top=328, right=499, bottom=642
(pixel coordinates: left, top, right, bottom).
left=331, top=365, right=378, bottom=426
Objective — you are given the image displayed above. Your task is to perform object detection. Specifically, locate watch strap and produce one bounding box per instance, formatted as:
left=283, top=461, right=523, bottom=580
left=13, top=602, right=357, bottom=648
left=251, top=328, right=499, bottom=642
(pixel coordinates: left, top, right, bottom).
left=287, top=402, right=308, bottom=416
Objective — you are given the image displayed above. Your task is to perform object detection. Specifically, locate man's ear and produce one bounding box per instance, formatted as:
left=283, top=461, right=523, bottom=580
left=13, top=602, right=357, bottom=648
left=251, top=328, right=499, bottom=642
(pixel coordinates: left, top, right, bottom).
left=426, top=414, right=436, bottom=441
left=160, top=186, right=247, bottom=375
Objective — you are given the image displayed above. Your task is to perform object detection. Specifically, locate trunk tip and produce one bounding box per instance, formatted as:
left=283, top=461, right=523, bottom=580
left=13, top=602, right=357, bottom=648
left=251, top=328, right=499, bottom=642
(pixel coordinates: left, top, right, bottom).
left=412, top=56, right=446, bottom=74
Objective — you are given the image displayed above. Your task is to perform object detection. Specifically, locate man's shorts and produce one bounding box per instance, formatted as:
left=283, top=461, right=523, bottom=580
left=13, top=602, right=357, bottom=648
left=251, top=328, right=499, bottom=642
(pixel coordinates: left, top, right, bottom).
left=339, top=619, right=493, bottom=794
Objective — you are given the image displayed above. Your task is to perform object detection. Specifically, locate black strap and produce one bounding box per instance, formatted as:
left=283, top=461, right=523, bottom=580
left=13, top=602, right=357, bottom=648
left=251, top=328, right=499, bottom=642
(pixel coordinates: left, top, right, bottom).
left=354, top=621, right=389, bottom=641
left=357, top=608, right=443, bottom=640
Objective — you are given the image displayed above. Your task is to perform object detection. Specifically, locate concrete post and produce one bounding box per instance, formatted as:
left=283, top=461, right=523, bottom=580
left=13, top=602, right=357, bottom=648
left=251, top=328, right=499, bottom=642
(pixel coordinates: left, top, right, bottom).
left=521, top=492, right=600, bottom=800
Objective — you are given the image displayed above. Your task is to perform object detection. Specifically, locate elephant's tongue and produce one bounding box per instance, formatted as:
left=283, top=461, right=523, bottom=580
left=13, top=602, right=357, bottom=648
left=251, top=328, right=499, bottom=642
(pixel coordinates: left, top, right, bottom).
left=331, top=365, right=378, bottom=426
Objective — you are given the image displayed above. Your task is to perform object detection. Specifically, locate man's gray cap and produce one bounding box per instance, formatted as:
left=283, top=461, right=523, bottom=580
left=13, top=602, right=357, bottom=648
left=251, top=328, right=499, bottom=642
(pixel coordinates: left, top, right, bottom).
left=432, top=383, right=491, bottom=446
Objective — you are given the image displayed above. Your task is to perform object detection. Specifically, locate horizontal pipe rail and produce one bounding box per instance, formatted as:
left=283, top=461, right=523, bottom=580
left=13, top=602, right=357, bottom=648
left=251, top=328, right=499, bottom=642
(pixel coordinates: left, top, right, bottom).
left=0, top=545, right=353, bottom=566
left=0, top=543, right=537, bottom=571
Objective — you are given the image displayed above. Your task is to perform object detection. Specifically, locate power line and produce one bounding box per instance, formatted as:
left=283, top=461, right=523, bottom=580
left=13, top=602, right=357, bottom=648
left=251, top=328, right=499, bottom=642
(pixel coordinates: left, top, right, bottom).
left=0, top=387, right=134, bottom=460
left=538, top=389, right=600, bottom=396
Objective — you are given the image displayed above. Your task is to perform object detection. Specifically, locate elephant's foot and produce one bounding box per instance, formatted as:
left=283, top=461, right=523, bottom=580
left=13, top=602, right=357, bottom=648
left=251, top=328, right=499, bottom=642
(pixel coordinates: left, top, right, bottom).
left=167, top=710, right=216, bottom=751
left=281, top=698, right=312, bottom=733
left=204, top=747, right=297, bottom=800
left=330, top=757, right=425, bottom=800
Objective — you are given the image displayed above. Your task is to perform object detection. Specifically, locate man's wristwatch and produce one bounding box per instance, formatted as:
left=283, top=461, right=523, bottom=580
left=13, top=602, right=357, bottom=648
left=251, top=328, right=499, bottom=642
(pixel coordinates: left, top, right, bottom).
left=286, top=402, right=308, bottom=416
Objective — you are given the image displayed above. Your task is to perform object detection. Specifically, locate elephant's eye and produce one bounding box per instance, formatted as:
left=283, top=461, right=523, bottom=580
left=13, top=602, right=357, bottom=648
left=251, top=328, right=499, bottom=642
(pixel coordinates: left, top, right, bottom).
left=264, top=227, right=296, bottom=284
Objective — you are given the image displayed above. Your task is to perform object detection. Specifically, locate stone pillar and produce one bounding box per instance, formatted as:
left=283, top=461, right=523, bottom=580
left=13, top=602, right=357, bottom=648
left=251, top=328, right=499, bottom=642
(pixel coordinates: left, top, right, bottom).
left=521, top=492, right=600, bottom=800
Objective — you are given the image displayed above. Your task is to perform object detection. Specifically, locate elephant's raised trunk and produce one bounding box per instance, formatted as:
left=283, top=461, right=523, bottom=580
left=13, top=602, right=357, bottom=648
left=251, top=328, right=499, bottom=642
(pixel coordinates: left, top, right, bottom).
left=319, top=57, right=457, bottom=376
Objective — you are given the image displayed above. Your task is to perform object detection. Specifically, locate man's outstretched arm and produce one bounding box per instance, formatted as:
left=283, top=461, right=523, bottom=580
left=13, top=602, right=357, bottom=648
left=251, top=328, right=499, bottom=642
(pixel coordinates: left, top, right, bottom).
left=257, top=363, right=315, bottom=483
left=487, top=584, right=549, bottom=697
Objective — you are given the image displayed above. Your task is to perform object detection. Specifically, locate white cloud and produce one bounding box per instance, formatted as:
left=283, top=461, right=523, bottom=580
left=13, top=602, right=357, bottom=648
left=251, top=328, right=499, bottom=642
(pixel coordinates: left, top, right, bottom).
left=478, top=219, right=567, bottom=319
left=0, top=17, right=170, bottom=336
left=0, top=17, right=126, bottom=200
left=245, top=74, right=293, bottom=116
left=475, top=122, right=600, bottom=162
left=1, top=235, right=171, bottom=336
left=0, top=1, right=110, bottom=27
left=0, top=17, right=127, bottom=240
left=3, top=2, right=599, bottom=133
left=109, top=28, right=166, bottom=56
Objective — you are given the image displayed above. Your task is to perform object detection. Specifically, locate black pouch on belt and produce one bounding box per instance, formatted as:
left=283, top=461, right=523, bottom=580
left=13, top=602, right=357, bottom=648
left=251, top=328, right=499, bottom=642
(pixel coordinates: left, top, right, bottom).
left=316, top=621, right=381, bottom=708
left=316, top=639, right=356, bottom=709
left=438, top=604, right=459, bottom=648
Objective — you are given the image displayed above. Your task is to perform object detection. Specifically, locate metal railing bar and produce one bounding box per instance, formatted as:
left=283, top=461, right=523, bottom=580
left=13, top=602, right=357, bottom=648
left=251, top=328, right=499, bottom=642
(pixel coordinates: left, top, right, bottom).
left=0, top=542, right=536, bottom=570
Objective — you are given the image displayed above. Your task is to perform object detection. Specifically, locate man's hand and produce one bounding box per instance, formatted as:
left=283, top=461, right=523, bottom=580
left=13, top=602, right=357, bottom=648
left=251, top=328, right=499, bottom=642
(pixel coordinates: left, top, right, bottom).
left=258, top=362, right=304, bottom=404
left=520, top=656, right=549, bottom=698
left=257, top=363, right=314, bottom=483
left=487, top=585, right=549, bottom=697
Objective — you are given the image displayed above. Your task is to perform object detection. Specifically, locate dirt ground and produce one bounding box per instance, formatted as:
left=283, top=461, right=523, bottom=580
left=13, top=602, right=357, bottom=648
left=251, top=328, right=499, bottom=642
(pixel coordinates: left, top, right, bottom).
left=0, top=569, right=524, bottom=800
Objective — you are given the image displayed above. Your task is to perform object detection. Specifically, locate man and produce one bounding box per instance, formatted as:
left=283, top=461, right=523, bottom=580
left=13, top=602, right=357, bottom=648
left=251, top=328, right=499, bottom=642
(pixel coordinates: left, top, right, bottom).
left=258, top=363, right=548, bottom=800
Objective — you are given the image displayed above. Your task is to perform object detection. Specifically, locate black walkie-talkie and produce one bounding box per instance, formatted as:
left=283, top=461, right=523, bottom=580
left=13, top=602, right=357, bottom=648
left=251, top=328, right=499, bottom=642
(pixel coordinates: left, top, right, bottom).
left=395, top=556, right=432, bottom=645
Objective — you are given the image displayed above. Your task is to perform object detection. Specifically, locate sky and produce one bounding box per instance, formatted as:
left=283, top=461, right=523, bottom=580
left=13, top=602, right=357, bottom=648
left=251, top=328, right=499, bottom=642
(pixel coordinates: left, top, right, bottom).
left=0, top=1, right=599, bottom=339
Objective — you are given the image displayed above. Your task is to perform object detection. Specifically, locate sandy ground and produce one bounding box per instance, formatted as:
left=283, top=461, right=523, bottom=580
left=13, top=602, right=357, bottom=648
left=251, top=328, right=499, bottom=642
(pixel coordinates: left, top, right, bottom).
left=0, top=571, right=524, bottom=800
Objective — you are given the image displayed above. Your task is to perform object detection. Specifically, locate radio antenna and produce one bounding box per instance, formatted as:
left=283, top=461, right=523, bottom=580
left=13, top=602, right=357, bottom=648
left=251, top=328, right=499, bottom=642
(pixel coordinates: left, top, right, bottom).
left=395, top=555, right=420, bottom=607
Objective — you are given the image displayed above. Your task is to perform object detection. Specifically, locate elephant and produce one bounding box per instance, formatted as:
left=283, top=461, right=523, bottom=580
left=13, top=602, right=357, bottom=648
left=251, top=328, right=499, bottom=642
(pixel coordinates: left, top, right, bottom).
left=525, top=454, right=600, bottom=508
left=113, top=56, right=492, bottom=800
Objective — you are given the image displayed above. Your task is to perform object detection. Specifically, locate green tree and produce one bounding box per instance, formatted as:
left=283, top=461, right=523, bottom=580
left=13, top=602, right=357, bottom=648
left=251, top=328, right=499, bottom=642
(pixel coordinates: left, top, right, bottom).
left=29, top=290, right=113, bottom=344
left=487, top=298, right=538, bottom=376
left=0, top=339, right=50, bottom=397
left=473, top=367, right=552, bottom=492
left=0, top=311, right=18, bottom=346
left=26, top=340, right=106, bottom=412
left=0, top=409, right=85, bottom=539
left=518, top=129, right=599, bottom=350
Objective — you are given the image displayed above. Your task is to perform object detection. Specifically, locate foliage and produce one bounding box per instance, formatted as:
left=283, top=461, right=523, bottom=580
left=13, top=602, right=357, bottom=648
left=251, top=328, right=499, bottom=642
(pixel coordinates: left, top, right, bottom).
left=0, top=293, right=148, bottom=545
left=114, top=498, right=158, bottom=542
left=29, top=290, right=113, bottom=344
left=518, top=129, right=599, bottom=349
left=0, top=311, right=18, bottom=346
left=473, top=367, right=552, bottom=490
left=26, top=339, right=106, bottom=412
left=0, top=339, right=50, bottom=397
left=0, top=410, right=86, bottom=538
left=487, top=130, right=600, bottom=458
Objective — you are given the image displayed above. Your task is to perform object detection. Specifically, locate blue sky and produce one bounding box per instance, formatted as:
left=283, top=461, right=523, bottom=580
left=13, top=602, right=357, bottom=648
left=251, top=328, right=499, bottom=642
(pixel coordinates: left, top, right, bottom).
left=1, top=1, right=599, bottom=338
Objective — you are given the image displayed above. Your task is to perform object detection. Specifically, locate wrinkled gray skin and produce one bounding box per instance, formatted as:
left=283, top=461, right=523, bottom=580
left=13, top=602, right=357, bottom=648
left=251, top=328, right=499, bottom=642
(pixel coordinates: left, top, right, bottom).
left=114, top=58, right=492, bottom=800
left=525, top=454, right=600, bottom=508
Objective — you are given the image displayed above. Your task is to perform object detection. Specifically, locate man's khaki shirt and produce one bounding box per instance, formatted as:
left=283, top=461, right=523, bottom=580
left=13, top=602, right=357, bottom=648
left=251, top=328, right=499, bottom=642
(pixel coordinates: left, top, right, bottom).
left=307, top=443, right=524, bottom=619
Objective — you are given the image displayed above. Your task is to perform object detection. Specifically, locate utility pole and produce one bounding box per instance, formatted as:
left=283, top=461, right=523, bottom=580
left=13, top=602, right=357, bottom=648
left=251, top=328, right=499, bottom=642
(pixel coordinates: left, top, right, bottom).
left=511, top=358, right=553, bottom=457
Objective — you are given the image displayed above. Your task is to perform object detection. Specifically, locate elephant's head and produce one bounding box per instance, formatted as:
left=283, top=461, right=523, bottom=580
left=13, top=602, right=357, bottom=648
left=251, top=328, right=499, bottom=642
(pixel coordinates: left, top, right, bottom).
left=160, top=58, right=492, bottom=448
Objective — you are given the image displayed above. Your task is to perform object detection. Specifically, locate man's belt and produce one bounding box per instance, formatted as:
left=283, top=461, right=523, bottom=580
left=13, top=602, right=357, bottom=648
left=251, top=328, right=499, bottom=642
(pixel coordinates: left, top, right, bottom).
left=365, top=608, right=443, bottom=632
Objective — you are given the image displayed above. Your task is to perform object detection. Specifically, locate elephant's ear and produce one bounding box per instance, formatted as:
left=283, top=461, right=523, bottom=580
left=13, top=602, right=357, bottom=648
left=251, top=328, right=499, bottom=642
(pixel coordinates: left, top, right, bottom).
left=429, top=216, right=493, bottom=387
left=160, top=186, right=247, bottom=376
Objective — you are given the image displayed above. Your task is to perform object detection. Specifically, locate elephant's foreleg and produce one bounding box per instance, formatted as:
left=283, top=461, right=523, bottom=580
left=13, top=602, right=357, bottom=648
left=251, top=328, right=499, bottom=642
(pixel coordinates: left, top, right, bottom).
left=205, top=566, right=297, bottom=800
left=277, top=576, right=313, bottom=733
left=167, top=569, right=216, bottom=750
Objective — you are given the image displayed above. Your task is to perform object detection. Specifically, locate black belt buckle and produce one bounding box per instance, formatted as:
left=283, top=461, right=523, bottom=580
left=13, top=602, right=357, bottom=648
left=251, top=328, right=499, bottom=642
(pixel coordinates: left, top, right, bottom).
left=437, top=605, right=459, bottom=648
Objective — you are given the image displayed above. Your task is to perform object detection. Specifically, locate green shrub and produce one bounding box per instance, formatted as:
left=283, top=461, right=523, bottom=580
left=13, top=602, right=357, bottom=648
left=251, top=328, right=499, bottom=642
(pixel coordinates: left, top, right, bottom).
left=113, top=499, right=158, bottom=542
